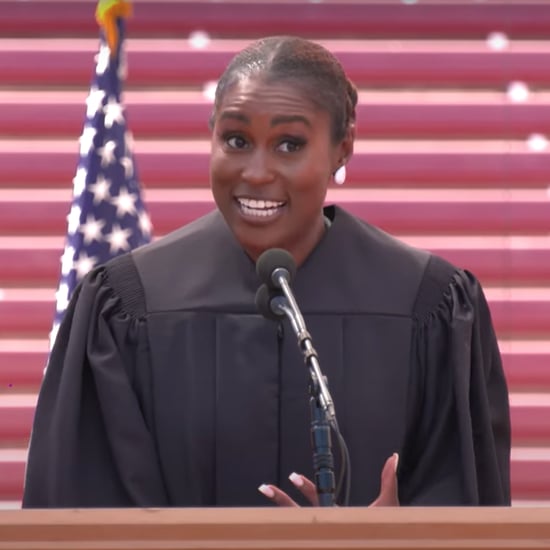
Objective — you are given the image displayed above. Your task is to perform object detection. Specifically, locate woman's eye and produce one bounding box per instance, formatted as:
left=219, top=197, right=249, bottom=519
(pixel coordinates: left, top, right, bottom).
left=226, top=135, right=248, bottom=149
left=277, top=139, right=305, bottom=153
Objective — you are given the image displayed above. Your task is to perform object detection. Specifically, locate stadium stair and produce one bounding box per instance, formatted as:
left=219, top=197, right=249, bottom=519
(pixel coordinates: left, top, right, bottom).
left=0, top=0, right=549, bottom=506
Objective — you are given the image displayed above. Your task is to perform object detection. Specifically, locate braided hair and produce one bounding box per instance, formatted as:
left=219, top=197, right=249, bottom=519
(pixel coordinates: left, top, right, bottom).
left=211, top=36, right=358, bottom=143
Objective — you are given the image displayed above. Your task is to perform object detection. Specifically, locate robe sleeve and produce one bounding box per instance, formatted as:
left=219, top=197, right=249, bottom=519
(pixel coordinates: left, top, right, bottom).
left=22, top=255, right=169, bottom=508
left=398, top=257, right=511, bottom=505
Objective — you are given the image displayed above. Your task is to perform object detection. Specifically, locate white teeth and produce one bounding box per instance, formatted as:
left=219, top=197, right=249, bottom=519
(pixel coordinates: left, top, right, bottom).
left=237, top=197, right=284, bottom=210
left=236, top=197, right=285, bottom=219
left=240, top=204, right=280, bottom=217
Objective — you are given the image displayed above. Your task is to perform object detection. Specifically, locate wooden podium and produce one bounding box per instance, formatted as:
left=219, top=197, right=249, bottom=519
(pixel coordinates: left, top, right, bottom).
left=1, top=507, right=550, bottom=549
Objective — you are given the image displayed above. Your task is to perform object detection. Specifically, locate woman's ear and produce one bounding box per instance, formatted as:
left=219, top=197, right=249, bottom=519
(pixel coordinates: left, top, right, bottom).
left=332, top=124, right=355, bottom=175
left=341, top=123, right=355, bottom=161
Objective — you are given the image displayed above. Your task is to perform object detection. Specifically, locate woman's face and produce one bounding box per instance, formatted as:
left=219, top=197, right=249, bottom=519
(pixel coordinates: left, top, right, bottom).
left=210, top=76, right=348, bottom=264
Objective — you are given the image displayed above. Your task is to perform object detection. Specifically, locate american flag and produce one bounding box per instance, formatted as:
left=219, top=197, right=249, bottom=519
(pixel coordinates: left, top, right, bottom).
left=50, top=14, right=152, bottom=349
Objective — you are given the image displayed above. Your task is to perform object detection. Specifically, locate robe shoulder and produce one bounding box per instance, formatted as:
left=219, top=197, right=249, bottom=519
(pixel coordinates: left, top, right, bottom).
left=117, top=206, right=460, bottom=317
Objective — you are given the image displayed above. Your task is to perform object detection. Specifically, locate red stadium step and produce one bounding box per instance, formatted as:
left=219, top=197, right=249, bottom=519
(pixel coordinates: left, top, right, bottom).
left=0, top=191, right=210, bottom=237
left=0, top=395, right=35, bottom=443
left=0, top=288, right=549, bottom=338
left=1, top=187, right=550, bottom=236
left=3, top=90, right=550, bottom=140
left=0, top=342, right=45, bottom=389
left=0, top=451, right=25, bottom=502
left=502, top=342, right=550, bottom=392
left=3, top=1, right=550, bottom=39
left=511, top=449, right=550, bottom=500
left=483, top=288, right=550, bottom=339
left=0, top=245, right=63, bottom=287
left=511, top=395, right=550, bottom=446
left=3, top=39, right=550, bottom=88
left=3, top=140, right=550, bottom=188
left=2, top=237, right=550, bottom=288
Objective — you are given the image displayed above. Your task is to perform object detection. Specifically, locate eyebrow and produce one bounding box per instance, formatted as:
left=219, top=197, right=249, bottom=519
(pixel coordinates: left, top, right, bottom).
left=218, top=111, right=312, bottom=128
left=218, top=111, right=250, bottom=124
left=271, top=114, right=312, bottom=128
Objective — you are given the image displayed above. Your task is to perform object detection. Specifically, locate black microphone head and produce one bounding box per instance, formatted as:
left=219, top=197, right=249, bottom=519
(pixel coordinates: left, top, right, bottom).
left=255, top=284, right=286, bottom=321
left=256, top=248, right=296, bottom=289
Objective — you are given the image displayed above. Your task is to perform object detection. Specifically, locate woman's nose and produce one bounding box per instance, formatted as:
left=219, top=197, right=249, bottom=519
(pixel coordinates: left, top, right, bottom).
left=241, top=149, right=276, bottom=185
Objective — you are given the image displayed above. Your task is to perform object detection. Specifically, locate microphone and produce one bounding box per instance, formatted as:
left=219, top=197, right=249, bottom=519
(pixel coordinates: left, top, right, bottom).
left=255, top=283, right=308, bottom=342
left=254, top=284, right=285, bottom=321
left=255, top=249, right=336, bottom=424
left=256, top=249, right=343, bottom=507
left=256, top=247, right=296, bottom=290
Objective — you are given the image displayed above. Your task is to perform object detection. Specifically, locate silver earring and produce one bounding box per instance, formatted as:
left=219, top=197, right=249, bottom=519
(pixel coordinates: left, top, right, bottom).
left=334, top=164, right=346, bottom=185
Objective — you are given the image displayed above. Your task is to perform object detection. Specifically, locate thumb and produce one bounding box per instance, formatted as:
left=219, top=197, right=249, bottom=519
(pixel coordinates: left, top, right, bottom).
left=369, top=453, right=400, bottom=507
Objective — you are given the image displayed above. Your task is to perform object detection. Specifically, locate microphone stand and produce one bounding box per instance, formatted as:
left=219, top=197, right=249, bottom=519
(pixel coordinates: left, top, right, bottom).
left=270, top=294, right=336, bottom=507
left=271, top=272, right=337, bottom=424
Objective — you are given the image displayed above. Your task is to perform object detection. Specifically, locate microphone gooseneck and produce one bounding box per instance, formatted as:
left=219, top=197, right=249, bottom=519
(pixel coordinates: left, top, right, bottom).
left=256, top=249, right=336, bottom=424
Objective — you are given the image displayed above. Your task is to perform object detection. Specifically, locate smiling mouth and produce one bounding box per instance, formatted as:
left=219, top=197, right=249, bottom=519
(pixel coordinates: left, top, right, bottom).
left=235, top=197, right=286, bottom=218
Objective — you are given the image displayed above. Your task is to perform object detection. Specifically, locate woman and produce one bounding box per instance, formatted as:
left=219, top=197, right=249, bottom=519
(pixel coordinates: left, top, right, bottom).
left=23, top=36, right=510, bottom=508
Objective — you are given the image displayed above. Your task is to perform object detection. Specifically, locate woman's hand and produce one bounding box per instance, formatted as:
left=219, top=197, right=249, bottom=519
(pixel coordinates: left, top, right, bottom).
left=258, top=453, right=399, bottom=507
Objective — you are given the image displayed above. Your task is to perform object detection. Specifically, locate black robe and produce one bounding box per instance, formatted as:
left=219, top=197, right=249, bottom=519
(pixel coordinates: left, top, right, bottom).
left=22, top=205, right=510, bottom=507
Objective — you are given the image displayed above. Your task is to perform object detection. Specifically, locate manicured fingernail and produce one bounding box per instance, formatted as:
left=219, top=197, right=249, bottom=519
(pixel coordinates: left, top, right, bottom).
left=393, top=453, right=399, bottom=472
left=258, top=484, right=275, bottom=498
left=289, top=472, right=304, bottom=487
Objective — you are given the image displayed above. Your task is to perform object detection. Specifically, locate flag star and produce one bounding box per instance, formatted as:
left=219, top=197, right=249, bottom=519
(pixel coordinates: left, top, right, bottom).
left=105, top=224, right=133, bottom=253
left=138, top=211, right=153, bottom=236
left=55, top=283, right=71, bottom=313
left=72, top=167, right=88, bottom=197
left=111, top=187, right=138, bottom=217
left=66, top=205, right=82, bottom=235
left=85, top=86, right=106, bottom=118
left=95, top=43, right=111, bottom=75
left=97, top=140, right=117, bottom=166
left=88, top=175, right=112, bottom=204
left=73, top=251, right=98, bottom=280
left=79, top=214, right=106, bottom=245
left=103, top=96, right=125, bottom=128
left=60, top=245, right=76, bottom=277
left=120, top=156, right=134, bottom=178
left=79, top=125, right=97, bottom=156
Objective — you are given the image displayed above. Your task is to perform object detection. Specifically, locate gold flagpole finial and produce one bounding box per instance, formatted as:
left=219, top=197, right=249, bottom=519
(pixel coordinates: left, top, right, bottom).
left=95, top=0, right=133, bottom=54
